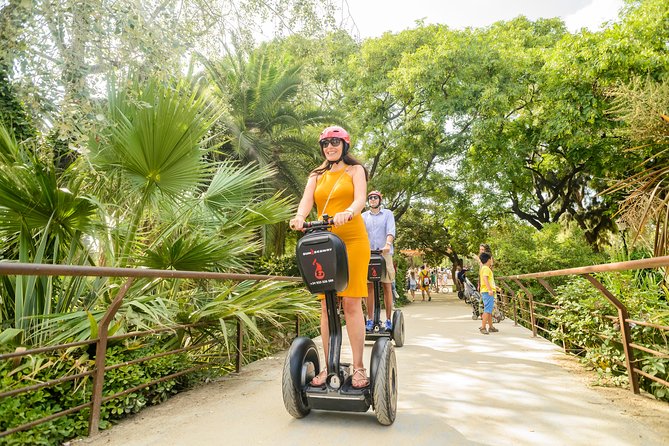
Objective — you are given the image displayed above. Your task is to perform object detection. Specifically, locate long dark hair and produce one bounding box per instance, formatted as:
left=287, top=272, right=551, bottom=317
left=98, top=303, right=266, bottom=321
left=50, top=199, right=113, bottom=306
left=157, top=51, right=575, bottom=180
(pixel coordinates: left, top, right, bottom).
left=311, top=153, right=369, bottom=180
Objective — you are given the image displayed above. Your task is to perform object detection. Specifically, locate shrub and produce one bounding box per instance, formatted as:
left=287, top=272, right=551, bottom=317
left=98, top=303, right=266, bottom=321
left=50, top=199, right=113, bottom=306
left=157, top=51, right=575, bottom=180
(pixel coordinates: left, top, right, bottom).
left=550, top=273, right=669, bottom=401
left=251, top=254, right=300, bottom=277
left=0, top=342, right=202, bottom=446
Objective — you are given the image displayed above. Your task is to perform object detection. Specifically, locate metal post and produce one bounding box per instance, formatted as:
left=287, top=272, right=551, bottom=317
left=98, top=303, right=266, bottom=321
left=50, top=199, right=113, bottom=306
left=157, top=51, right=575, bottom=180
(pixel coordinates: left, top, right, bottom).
left=583, top=274, right=640, bottom=394
left=88, top=278, right=134, bottom=436
left=235, top=319, right=243, bottom=374
left=513, top=279, right=537, bottom=337
left=537, top=278, right=556, bottom=297
left=295, top=314, right=300, bottom=338
left=499, top=279, right=518, bottom=326
left=537, top=278, right=564, bottom=350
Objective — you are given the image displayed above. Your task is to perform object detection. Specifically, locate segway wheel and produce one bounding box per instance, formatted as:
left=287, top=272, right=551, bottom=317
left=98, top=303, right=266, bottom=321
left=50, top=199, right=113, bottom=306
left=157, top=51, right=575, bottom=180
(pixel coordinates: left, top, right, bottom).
left=370, top=338, right=398, bottom=426
left=282, top=337, right=319, bottom=419
left=391, top=309, right=405, bottom=347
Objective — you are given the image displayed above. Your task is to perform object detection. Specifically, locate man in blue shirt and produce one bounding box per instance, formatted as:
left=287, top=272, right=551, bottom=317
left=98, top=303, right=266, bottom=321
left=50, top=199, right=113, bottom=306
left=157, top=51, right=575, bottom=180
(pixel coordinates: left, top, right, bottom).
left=362, top=191, right=396, bottom=331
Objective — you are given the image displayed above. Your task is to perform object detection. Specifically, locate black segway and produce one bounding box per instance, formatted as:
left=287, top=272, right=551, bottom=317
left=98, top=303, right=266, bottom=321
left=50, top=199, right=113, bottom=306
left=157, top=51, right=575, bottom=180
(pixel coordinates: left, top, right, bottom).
left=282, top=216, right=398, bottom=425
left=365, top=250, right=405, bottom=347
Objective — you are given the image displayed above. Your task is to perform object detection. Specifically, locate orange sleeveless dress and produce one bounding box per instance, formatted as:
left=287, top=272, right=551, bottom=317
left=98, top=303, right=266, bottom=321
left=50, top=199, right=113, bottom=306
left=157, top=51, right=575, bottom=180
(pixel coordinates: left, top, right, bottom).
left=314, top=168, right=370, bottom=298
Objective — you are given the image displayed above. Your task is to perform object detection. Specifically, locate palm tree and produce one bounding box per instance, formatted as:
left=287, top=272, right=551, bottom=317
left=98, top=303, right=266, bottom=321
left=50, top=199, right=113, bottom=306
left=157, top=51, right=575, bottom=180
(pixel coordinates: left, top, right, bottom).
left=0, top=74, right=318, bottom=347
left=0, top=123, right=98, bottom=343
left=607, top=78, right=669, bottom=257
left=202, top=45, right=338, bottom=255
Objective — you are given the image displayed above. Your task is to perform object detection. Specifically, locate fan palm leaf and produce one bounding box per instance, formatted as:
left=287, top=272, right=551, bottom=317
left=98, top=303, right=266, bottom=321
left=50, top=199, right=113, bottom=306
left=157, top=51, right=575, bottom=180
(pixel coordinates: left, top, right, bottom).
left=89, top=76, right=223, bottom=265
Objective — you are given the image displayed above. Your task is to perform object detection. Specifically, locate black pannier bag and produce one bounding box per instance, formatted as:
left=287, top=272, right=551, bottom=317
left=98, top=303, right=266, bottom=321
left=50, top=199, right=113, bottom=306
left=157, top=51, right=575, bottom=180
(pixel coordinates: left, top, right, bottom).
left=367, top=252, right=385, bottom=282
left=296, top=231, right=349, bottom=294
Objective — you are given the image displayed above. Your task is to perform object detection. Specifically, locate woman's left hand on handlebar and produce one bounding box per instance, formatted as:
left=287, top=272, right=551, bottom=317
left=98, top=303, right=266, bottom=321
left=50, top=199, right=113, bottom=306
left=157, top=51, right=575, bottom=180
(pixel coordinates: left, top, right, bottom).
left=289, top=216, right=305, bottom=231
left=332, top=210, right=352, bottom=227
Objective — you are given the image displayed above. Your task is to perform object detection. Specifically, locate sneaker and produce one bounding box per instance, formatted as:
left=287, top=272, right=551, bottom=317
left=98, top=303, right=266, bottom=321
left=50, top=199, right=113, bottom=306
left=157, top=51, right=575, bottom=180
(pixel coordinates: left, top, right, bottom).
left=479, top=327, right=489, bottom=335
left=488, top=327, right=499, bottom=333
left=428, top=296, right=432, bottom=302
left=365, top=319, right=374, bottom=332
left=384, top=319, right=392, bottom=331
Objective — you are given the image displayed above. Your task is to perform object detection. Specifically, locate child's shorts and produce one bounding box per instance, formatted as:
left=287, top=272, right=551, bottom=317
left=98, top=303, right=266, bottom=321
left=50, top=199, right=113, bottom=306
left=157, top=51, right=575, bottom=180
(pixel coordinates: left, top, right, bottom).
left=481, top=292, right=495, bottom=314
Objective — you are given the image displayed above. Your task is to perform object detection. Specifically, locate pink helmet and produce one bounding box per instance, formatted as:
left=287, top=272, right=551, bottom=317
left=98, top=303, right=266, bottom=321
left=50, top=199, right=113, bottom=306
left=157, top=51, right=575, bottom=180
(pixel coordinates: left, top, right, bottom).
left=319, top=126, right=351, bottom=144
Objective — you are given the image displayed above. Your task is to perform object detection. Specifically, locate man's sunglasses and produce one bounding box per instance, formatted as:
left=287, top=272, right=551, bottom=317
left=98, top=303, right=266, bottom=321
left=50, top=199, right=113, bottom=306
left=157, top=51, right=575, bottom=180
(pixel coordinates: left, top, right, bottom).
left=319, top=137, right=343, bottom=149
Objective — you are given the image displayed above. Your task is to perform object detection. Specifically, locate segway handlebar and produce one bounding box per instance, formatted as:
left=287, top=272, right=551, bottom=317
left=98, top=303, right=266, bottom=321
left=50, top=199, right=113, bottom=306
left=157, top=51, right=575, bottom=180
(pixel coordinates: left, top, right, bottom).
left=302, top=219, right=334, bottom=229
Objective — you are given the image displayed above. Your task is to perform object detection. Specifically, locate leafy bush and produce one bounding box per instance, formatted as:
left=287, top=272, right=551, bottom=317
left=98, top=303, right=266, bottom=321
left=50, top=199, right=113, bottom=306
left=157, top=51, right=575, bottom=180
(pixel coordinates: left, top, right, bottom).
left=0, top=342, right=202, bottom=446
left=251, top=254, right=300, bottom=277
left=550, top=273, right=669, bottom=401
left=394, top=254, right=410, bottom=306
left=489, top=220, right=607, bottom=278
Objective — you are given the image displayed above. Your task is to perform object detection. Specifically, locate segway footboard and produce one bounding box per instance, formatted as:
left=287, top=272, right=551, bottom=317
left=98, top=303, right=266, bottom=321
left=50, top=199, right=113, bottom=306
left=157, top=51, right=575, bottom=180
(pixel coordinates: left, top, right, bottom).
left=305, top=385, right=371, bottom=413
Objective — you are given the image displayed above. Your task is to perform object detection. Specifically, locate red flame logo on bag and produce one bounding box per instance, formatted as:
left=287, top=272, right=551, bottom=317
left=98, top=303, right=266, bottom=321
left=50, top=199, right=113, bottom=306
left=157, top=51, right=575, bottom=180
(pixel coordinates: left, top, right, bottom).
left=313, top=258, right=325, bottom=279
left=371, top=267, right=378, bottom=277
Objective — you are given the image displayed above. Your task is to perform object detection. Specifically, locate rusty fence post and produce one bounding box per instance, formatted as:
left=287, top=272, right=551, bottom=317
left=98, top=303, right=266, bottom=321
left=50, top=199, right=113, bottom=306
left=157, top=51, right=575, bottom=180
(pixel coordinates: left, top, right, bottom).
left=235, top=319, right=243, bottom=374
left=536, top=278, right=565, bottom=351
left=513, top=279, right=537, bottom=337
left=88, top=278, right=134, bottom=436
left=499, top=280, right=517, bottom=326
left=582, top=274, right=640, bottom=394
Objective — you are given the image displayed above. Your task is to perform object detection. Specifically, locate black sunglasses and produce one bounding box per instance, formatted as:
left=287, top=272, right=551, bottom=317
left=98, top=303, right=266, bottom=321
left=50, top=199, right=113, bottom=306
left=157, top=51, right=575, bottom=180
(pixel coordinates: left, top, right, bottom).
left=319, top=137, right=343, bottom=149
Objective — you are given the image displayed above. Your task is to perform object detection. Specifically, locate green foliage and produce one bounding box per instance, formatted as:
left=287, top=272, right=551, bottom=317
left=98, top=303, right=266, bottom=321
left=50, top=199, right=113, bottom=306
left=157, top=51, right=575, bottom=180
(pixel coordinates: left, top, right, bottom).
left=393, top=254, right=411, bottom=305
left=0, top=342, right=192, bottom=446
left=490, top=220, right=607, bottom=277
left=251, top=254, right=300, bottom=277
left=0, top=68, right=35, bottom=142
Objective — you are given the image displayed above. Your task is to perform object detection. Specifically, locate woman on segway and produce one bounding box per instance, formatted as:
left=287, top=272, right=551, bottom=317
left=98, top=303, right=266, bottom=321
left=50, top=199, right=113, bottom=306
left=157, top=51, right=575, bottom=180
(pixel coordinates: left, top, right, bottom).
left=289, top=125, right=371, bottom=389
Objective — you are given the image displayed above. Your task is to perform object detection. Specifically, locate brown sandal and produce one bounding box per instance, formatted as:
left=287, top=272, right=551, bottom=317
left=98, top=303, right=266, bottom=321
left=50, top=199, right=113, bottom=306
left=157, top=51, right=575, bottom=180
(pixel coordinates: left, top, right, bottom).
left=310, top=369, right=327, bottom=386
left=352, top=368, right=369, bottom=388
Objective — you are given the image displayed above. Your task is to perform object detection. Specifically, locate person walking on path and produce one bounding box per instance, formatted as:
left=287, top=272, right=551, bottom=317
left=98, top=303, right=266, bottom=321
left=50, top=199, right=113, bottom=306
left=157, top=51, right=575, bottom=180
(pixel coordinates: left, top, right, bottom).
left=478, top=251, right=500, bottom=334
left=407, top=270, right=417, bottom=301
left=418, top=265, right=432, bottom=301
left=288, top=125, right=370, bottom=388
left=362, top=190, right=396, bottom=331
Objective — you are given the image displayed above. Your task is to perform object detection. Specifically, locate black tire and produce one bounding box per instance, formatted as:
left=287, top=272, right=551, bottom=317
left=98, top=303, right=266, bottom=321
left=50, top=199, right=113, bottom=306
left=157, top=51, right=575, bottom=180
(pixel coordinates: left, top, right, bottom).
left=282, top=337, right=319, bottom=419
left=370, top=338, right=398, bottom=426
left=457, top=290, right=464, bottom=300
left=391, top=310, right=405, bottom=347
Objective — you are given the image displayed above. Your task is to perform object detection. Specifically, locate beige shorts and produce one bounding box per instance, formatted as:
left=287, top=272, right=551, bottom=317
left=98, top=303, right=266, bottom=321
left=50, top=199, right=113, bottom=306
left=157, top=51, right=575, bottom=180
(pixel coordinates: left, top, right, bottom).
left=370, top=253, right=395, bottom=284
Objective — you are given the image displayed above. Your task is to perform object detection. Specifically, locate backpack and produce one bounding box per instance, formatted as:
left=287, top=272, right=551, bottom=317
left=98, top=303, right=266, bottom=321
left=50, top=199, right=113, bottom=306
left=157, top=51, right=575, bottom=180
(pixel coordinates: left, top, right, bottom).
left=422, top=276, right=430, bottom=286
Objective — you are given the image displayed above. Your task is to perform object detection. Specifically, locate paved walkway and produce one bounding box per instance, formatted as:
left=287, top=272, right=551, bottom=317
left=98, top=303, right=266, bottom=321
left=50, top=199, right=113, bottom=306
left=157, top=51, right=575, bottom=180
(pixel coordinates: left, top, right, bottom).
left=83, top=293, right=668, bottom=446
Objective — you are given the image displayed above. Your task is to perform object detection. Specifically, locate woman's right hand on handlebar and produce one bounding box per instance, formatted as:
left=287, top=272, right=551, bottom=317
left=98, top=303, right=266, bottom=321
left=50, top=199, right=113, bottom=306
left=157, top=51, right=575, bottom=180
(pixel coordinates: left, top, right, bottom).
left=332, top=210, right=353, bottom=227
left=289, top=215, right=305, bottom=231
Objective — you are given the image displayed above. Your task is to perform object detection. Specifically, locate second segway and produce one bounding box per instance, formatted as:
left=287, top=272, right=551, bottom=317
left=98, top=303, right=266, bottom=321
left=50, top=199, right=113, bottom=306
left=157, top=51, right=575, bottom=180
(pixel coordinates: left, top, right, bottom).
left=365, top=250, right=405, bottom=347
left=282, top=217, right=398, bottom=425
